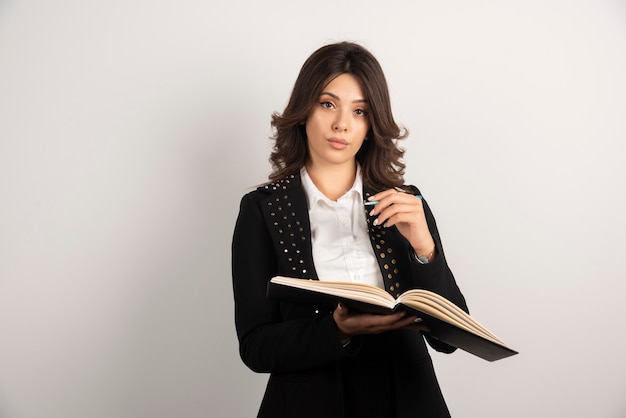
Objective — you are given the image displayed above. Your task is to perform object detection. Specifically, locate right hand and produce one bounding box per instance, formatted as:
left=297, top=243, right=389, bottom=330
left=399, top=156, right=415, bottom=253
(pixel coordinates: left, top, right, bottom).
left=332, top=302, right=428, bottom=340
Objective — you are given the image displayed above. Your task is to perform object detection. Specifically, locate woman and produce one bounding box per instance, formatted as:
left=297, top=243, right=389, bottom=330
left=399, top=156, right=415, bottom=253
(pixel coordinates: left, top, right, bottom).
left=232, top=42, right=468, bottom=418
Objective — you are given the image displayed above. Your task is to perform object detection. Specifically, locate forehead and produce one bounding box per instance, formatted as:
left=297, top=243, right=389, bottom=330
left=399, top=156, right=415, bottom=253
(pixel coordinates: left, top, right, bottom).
left=320, top=73, right=366, bottom=100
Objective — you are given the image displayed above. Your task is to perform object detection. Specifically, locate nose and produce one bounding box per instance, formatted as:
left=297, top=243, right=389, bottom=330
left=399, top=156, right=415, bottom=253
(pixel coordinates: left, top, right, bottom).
left=332, top=112, right=349, bottom=132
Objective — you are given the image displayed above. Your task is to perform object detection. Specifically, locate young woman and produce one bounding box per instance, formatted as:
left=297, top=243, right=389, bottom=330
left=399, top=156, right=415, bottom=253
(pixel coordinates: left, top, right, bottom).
left=232, top=42, right=468, bottom=418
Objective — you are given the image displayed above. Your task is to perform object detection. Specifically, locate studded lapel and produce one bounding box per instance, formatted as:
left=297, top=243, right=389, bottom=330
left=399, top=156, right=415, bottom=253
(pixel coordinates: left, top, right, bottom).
left=363, top=187, right=412, bottom=298
left=258, top=174, right=318, bottom=280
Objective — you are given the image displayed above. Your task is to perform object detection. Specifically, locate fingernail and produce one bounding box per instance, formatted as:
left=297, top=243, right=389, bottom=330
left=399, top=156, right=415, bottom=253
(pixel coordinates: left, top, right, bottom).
left=373, top=218, right=379, bottom=226
left=414, top=317, right=423, bottom=323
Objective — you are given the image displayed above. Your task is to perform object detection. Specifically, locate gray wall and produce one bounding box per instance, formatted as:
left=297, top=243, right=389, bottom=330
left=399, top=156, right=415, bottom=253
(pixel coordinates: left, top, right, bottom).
left=1, top=1, right=625, bottom=417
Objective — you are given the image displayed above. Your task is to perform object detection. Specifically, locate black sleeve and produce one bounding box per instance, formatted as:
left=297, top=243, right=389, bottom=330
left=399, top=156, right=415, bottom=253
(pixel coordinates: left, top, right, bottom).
left=404, top=188, right=469, bottom=353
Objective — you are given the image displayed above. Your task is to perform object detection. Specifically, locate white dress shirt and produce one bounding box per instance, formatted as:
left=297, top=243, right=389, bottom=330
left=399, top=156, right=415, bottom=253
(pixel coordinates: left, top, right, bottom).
left=300, top=166, right=384, bottom=289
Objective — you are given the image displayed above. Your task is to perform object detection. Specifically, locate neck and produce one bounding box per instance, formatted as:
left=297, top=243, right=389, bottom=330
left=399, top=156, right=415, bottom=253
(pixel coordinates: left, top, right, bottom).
left=306, top=161, right=357, bottom=201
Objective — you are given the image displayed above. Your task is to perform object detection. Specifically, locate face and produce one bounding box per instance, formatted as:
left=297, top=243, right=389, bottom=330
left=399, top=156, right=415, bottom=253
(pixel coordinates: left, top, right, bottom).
left=305, top=73, right=370, bottom=170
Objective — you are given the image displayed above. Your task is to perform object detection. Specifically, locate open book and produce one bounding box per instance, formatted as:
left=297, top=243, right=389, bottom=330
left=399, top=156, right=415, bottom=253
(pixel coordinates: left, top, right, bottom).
left=268, top=276, right=518, bottom=362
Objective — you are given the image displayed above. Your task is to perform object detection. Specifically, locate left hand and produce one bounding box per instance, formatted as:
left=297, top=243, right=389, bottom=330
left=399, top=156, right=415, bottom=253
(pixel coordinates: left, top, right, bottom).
left=368, top=188, right=436, bottom=260
left=333, top=303, right=430, bottom=339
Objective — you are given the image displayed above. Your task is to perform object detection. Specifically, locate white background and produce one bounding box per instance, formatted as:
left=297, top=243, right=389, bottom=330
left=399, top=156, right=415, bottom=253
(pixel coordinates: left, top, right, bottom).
left=1, top=1, right=625, bottom=417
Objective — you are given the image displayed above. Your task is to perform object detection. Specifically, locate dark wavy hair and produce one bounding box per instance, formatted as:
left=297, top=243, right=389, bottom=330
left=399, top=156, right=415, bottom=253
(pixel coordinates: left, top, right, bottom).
left=269, top=42, right=408, bottom=191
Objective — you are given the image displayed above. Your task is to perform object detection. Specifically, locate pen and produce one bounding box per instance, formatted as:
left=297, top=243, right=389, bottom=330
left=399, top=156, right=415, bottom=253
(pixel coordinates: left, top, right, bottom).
left=364, top=195, right=423, bottom=206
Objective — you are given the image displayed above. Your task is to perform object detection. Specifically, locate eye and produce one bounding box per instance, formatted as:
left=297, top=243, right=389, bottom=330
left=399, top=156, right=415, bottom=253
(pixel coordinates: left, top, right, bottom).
left=320, top=101, right=334, bottom=109
left=354, top=108, right=368, bottom=117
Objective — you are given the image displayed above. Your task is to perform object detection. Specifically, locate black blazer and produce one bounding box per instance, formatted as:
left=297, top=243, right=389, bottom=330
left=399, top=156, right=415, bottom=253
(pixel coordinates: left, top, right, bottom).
left=232, top=173, right=468, bottom=418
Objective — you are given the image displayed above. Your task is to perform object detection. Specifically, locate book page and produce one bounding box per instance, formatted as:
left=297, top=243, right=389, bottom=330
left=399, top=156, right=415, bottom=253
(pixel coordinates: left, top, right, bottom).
left=271, top=276, right=396, bottom=309
left=399, top=290, right=507, bottom=346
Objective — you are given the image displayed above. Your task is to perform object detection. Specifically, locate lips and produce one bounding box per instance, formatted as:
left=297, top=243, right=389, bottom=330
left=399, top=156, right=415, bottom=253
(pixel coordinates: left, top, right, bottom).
left=328, top=138, right=348, bottom=150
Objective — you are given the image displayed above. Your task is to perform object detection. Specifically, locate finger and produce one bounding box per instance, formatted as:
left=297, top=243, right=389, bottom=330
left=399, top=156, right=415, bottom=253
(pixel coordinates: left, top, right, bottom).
left=390, top=315, right=420, bottom=328
left=369, top=192, right=423, bottom=217
left=406, top=323, right=431, bottom=333
left=368, top=188, right=398, bottom=202
left=333, top=302, right=351, bottom=321
left=366, top=189, right=402, bottom=213
left=372, top=204, right=424, bottom=228
left=351, top=312, right=406, bottom=333
left=369, top=187, right=419, bottom=202
left=368, top=315, right=419, bottom=333
left=366, top=311, right=406, bottom=325
left=379, top=210, right=422, bottom=228
left=372, top=201, right=420, bottom=219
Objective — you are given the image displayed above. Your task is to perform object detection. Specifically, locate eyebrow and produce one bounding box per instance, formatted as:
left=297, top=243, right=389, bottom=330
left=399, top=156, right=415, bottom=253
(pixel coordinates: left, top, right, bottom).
left=320, top=91, right=368, bottom=104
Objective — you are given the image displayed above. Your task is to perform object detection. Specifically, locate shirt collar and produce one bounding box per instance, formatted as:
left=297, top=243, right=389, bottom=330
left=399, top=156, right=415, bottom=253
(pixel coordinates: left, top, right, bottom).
left=300, top=165, right=363, bottom=210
